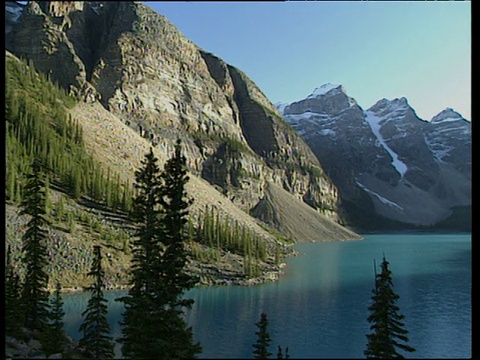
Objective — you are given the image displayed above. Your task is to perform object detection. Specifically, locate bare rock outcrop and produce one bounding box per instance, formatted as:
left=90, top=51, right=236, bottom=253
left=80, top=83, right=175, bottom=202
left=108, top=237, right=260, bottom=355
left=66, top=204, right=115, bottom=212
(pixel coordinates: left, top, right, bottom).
left=6, top=1, right=353, bottom=241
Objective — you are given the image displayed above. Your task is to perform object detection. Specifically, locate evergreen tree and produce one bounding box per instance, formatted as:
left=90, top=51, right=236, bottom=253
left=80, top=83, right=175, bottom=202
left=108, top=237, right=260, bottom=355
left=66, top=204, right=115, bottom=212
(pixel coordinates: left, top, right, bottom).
left=41, top=282, right=68, bottom=357
left=6, top=54, right=133, bottom=215
left=158, top=139, right=198, bottom=305
left=67, top=211, right=77, bottom=234
left=156, top=139, right=201, bottom=357
left=253, top=312, right=272, bottom=359
left=365, top=256, right=416, bottom=358
left=277, top=345, right=283, bottom=359
left=44, top=175, right=53, bottom=220
left=79, top=245, right=115, bottom=359
left=276, top=345, right=290, bottom=359
left=118, top=147, right=164, bottom=358
left=130, top=147, right=164, bottom=296
left=5, top=245, right=25, bottom=339
left=118, top=143, right=201, bottom=359
left=20, top=158, right=51, bottom=333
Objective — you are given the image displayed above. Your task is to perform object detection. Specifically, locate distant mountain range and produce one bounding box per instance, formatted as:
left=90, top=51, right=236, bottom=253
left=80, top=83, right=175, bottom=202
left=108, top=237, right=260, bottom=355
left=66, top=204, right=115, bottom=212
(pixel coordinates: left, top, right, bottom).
left=277, top=84, right=471, bottom=231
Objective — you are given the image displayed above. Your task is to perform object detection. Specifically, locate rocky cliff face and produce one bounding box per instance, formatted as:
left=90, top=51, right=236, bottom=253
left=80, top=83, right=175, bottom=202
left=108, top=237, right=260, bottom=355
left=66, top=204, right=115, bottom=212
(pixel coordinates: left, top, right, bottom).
left=280, top=84, right=471, bottom=230
left=6, top=1, right=348, bottom=240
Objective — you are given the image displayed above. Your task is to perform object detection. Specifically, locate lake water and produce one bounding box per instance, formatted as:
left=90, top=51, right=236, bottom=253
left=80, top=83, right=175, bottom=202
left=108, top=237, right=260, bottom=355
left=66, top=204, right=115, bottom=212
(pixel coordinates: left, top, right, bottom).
left=62, top=233, right=471, bottom=358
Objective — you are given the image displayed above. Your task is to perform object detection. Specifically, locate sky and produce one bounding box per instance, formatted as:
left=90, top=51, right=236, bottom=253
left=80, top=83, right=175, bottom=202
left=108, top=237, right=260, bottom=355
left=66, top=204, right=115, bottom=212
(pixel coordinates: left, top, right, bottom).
left=145, top=1, right=471, bottom=121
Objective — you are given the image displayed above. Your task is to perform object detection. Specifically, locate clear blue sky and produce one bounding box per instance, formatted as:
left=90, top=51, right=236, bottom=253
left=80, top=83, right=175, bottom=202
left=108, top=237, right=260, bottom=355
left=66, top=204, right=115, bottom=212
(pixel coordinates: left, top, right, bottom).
left=145, top=1, right=471, bottom=121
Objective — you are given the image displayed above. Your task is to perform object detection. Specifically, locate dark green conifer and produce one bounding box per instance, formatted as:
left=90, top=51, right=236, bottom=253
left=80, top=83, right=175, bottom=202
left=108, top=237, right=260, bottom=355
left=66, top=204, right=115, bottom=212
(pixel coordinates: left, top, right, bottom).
left=6, top=153, right=18, bottom=202
left=41, top=282, right=68, bottom=357
left=20, top=158, right=51, bottom=332
left=253, top=312, right=272, bottom=359
left=67, top=212, right=76, bottom=234
left=155, top=139, right=201, bottom=357
left=119, top=143, right=201, bottom=359
left=277, top=345, right=283, bottom=359
left=364, top=256, right=416, bottom=358
left=158, top=139, right=198, bottom=304
left=130, top=147, right=163, bottom=295
left=79, top=245, right=115, bottom=359
left=44, top=175, right=53, bottom=219
left=118, top=147, right=168, bottom=359
left=276, top=345, right=290, bottom=359
left=5, top=245, right=25, bottom=339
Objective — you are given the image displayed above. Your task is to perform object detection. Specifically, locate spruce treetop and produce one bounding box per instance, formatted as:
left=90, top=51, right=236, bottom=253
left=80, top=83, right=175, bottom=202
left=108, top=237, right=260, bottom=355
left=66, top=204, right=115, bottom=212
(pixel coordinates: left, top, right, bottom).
left=365, top=256, right=416, bottom=358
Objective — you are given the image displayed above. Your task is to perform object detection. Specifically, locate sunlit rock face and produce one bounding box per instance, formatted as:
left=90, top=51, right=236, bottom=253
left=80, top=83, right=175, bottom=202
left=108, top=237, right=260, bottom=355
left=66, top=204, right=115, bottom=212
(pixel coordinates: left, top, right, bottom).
left=280, top=85, right=471, bottom=230
left=6, top=1, right=347, bottom=240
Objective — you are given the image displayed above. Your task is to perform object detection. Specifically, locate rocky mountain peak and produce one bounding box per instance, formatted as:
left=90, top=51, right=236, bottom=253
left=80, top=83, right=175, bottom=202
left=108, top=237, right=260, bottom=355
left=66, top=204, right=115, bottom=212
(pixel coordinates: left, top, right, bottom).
left=368, top=97, right=411, bottom=116
left=282, top=83, right=357, bottom=116
left=281, top=85, right=471, bottom=231
left=306, top=83, right=346, bottom=99
left=430, top=107, right=466, bottom=124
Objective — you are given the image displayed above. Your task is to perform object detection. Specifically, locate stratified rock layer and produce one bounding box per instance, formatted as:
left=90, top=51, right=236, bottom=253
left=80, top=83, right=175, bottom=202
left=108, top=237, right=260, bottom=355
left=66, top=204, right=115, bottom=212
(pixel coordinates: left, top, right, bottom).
left=6, top=1, right=354, bottom=240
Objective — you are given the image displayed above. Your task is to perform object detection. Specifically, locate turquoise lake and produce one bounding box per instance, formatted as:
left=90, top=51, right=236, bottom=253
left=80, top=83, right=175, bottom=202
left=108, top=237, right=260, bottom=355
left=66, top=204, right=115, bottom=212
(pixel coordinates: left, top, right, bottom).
left=61, top=233, right=472, bottom=358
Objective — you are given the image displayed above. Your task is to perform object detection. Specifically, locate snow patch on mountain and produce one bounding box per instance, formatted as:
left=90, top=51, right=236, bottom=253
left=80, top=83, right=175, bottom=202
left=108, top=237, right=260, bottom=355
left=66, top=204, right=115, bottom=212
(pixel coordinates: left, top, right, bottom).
left=364, top=110, right=408, bottom=178
left=430, top=108, right=464, bottom=124
left=432, top=116, right=461, bottom=124
left=284, top=111, right=330, bottom=120
left=307, top=83, right=341, bottom=99
left=283, top=111, right=338, bottom=140
left=356, top=182, right=403, bottom=211
left=319, top=129, right=336, bottom=137
left=424, top=138, right=453, bottom=162
left=424, top=108, right=471, bottom=162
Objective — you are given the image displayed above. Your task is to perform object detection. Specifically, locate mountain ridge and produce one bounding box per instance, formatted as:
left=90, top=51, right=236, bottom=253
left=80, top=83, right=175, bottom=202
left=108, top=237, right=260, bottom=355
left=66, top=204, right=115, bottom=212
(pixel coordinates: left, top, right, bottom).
left=5, top=1, right=362, bottom=291
left=5, top=0, right=351, bottom=227
left=279, top=84, right=471, bottom=231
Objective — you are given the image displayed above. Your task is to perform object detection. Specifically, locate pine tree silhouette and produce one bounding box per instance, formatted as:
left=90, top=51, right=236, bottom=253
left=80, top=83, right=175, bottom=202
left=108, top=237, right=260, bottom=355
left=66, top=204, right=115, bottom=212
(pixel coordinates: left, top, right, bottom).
left=41, top=282, right=68, bottom=357
left=253, top=312, right=272, bottom=359
left=20, top=158, right=51, bottom=333
left=119, top=143, right=201, bottom=359
left=5, top=245, right=25, bottom=338
left=79, top=245, right=115, bottom=359
left=365, top=255, right=416, bottom=358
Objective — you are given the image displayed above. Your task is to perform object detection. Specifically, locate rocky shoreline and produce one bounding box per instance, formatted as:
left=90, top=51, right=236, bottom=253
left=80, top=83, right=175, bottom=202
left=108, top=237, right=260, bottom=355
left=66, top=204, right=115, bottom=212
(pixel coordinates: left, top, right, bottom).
left=57, top=261, right=290, bottom=294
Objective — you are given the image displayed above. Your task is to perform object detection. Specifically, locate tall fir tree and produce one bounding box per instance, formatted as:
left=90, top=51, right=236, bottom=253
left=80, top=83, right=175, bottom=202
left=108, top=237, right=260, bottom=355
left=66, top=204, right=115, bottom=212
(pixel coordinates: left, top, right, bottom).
left=118, top=143, right=201, bottom=359
left=155, top=139, right=201, bottom=358
left=130, top=147, right=164, bottom=296
left=118, top=147, right=164, bottom=359
left=364, top=256, right=416, bottom=358
left=41, top=281, right=68, bottom=357
left=79, top=245, right=115, bottom=359
left=20, top=158, right=51, bottom=333
left=5, top=245, right=25, bottom=339
left=158, top=139, right=198, bottom=306
left=253, top=312, right=272, bottom=359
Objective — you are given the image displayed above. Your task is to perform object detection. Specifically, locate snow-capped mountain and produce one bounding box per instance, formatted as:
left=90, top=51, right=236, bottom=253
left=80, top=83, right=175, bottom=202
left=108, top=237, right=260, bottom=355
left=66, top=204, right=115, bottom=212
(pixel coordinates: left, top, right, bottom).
left=279, top=85, right=471, bottom=230
left=426, top=108, right=471, bottom=172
